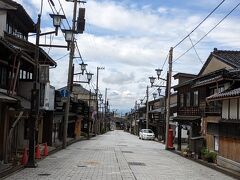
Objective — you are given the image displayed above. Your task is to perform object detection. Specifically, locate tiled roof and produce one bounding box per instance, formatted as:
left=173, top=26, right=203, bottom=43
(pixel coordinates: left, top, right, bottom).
left=207, top=87, right=240, bottom=101
left=0, top=36, right=35, bottom=63
left=0, top=1, right=16, bottom=10
left=58, top=84, right=95, bottom=95
left=0, top=0, right=35, bottom=32
left=213, top=49, right=240, bottom=68
left=4, top=34, right=56, bottom=66
left=193, top=75, right=223, bottom=87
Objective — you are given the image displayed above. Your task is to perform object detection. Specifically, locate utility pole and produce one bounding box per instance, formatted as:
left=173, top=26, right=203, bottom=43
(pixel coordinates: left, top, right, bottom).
left=134, top=101, right=137, bottom=134
left=88, top=89, right=91, bottom=138
left=27, top=14, right=41, bottom=168
left=146, top=86, right=149, bottom=129
left=63, top=0, right=78, bottom=149
left=104, top=88, right=108, bottom=131
left=165, top=47, right=173, bottom=150
left=96, top=67, right=104, bottom=134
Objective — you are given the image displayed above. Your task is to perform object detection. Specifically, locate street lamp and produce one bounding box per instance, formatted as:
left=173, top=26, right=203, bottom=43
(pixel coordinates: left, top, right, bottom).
left=86, top=72, right=93, bottom=83
left=80, top=62, right=87, bottom=74
left=27, top=7, right=67, bottom=168
left=149, top=76, right=156, bottom=87
left=157, top=87, right=162, bottom=96
left=153, top=93, right=157, bottom=100
left=155, top=68, right=162, bottom=79
left=62, top=29, right=76, bottom=49
left=49, top=13, right=66, bottom=35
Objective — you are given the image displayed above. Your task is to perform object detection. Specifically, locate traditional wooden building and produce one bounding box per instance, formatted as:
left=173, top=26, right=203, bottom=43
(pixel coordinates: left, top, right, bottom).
left=173, top=73, right=200, bottom=151
left=207, top=85, right=240, bottom=172
left=55, top=84, right=96, bottom=143
left=0, top=0, right=56, bottom=164
left=148, top=97, right=166, bottom=141
left=173, top=49, right=240, bottom=158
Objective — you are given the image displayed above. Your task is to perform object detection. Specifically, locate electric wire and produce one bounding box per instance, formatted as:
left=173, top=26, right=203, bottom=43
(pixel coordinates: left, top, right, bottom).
left=160, top=0, right=226, bottom=72
left=188, top=36, right=203, bottom=64
left=173, top=0, right=226, bottom=49
left=173, top=2, right=240, bottom=63
left=55, top=53, right=69, bottom=61
left=57, top=0, right=71, bottom=29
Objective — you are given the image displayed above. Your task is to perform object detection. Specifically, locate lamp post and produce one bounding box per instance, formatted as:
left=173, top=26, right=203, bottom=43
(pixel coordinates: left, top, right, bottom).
left=27, top=4, right=66, bottom=168
left=134, top=101, right=137, bottom=134
left=148, top=69, right=167, bottom=144
left=62, top=0, right=78, bottom=149
left=104, top=88, right=108, bottom=131
left=96, top=67, right=104, bottom=134
left=165, top=47, right=173, bottom=150
left=146, top=86, right=149, bottom=129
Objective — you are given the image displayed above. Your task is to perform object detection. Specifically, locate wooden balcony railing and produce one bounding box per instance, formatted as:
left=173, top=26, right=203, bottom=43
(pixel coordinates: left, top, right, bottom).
left=177, top=107, right=202, bottom=116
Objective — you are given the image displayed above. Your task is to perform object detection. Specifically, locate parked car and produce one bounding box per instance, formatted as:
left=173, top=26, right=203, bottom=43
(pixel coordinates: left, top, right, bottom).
left=139, top=129, right=155, bottom=140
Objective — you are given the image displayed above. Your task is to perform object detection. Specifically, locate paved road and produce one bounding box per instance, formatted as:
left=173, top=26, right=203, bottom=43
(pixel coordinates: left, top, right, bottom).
left=6, top=130, right=234, bottom=180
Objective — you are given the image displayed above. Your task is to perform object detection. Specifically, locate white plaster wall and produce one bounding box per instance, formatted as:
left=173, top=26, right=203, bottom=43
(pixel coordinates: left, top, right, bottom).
left=202, top=57, right=232, bottom=75
left=230, top=99, right=238, bottom=119
left=224, top=83, right=230, bottom=90
left=222, top=100, right=228, bottom=119
left=0, top=10, right=7, bottom=37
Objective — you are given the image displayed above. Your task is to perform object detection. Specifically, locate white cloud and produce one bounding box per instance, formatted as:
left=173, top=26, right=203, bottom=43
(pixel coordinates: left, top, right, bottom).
left=18, top=0, right=240, bottom=113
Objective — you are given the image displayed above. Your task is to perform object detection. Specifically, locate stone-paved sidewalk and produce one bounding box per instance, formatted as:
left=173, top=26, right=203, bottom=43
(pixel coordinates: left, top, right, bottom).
left=5, top=131, right=235, bottom=180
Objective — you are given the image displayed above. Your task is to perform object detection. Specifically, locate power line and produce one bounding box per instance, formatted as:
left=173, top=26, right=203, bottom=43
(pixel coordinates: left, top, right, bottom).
left=188, top=36, right=203, bottom=64
left=174, top=2, right=240, bottom=63
left=57, top=0, right=71, bottom=29
left=173, top=0, right=226, bottom=49
left=55, top=53, right=69, bottom=61
left=161, top=53, right=169, bottom=70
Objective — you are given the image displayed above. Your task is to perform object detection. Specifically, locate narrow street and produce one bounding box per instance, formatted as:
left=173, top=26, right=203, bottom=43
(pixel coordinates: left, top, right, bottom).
left=6, top=131, right=233, bottom=180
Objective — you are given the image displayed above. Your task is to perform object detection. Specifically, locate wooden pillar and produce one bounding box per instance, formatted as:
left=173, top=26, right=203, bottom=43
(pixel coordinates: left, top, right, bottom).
left=177, top=123, right=182, bottom=151
left=3, top=105, right=9, bottom=163
left=0, top=103, right=3, bottom=161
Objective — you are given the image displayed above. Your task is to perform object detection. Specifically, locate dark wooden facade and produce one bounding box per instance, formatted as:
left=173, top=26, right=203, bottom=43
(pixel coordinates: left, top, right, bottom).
left=0, top=0, right=56, bottom=164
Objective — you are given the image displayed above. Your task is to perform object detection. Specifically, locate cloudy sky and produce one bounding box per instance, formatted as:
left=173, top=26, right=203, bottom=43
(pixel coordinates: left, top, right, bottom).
left=16, top=0, right=240, bottom=114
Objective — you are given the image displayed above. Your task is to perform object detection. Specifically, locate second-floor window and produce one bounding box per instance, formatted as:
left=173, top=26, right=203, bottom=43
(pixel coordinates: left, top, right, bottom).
left=180, top=94, right=184, bottom=107
left=186, top=92, right=191, bottom=107
left=19, top=69, right=33, bottom=80
left=193, top=91, right=199, bottom=106
left=6, top=20, right=27, bottom=40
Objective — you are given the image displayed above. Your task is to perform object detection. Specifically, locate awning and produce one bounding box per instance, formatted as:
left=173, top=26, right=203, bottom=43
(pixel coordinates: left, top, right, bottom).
left=0, top=93, right=17, bottom=103
left=173, top=116, right=201, bottom=123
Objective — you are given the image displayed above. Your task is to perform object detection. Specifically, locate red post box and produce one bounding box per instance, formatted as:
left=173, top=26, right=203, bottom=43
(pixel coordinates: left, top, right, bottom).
left=168, top=128, right=174, bottom=149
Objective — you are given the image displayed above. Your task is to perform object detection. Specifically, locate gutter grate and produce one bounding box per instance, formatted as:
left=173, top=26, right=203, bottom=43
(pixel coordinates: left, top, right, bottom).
left=128, top=162, right=146, bottom=166
left=122, top=151, right=133, bottom=153
left=38, top=173, right=51, bottom=176
left=77, top=165, right=87, bottom=168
